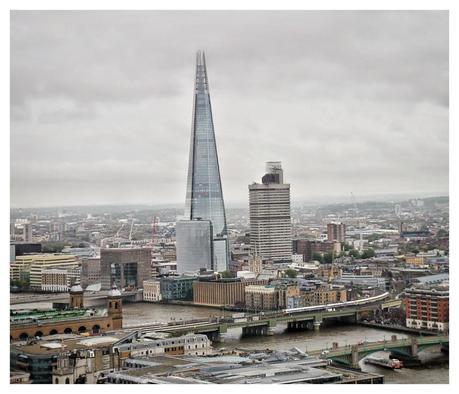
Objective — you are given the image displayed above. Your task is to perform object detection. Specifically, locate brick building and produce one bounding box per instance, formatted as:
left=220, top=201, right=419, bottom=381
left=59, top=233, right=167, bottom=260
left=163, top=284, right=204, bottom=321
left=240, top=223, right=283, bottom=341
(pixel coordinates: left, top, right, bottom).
left=404, top=284, right=449, bottom=332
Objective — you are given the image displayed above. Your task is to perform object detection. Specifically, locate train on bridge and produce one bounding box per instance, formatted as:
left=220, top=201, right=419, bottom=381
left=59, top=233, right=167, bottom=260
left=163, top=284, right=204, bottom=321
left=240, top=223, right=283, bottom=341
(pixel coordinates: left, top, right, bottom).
left=282, top=292, right=390, bottom=314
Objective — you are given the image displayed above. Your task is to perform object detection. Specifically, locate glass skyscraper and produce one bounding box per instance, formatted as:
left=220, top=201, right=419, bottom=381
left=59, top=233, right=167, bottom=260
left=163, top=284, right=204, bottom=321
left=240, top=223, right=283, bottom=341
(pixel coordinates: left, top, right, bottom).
left=177, top=51, right=229, bottom=273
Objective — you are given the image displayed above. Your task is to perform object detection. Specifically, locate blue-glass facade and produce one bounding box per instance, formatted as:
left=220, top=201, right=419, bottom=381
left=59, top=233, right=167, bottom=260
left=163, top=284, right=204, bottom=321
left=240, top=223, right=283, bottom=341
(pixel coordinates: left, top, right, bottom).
left=185, top=51, right=227, bottom=237
left=182, top=51, right=229, bottom=272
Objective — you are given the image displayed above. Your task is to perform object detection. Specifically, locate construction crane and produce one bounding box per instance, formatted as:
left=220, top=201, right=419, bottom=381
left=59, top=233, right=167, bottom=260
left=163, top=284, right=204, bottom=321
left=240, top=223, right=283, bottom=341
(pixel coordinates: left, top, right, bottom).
left=129, top=218, right=135, bottom=245
left=115, top=223, right=125, bottom=238
left=350, top=192, right=363, bottom=252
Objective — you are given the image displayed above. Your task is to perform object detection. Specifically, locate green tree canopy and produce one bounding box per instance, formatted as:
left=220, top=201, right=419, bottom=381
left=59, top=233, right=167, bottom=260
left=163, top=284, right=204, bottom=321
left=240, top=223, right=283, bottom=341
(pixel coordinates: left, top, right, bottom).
left=220, top=270, right=234, bottom=279
left=284, top=268, right=298, bottom=278
left=323, top=252, right=333, bottom=264
left=361, top=248, right=375, bottom=259
left=349, top=249, right=361, bottom=259
left=312, top=252, right=323, bottom=263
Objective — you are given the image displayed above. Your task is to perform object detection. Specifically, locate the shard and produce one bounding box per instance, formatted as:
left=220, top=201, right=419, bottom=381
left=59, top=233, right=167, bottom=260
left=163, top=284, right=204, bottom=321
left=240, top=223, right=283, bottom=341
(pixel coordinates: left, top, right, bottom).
left=177, top=51, right=229, bottom=274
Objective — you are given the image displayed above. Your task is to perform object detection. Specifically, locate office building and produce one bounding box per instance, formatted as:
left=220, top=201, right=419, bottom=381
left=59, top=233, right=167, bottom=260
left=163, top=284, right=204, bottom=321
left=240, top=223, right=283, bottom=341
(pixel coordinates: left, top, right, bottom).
left=249, top=162, right=292, bottom=262
left=41, top=267, right=81, bottom=292
left=100, top=248, right=151, bottom=290
left=143, top=280, right=162, bottom=302
left=80, top=257, right=101, bottom=289
left=177, top=51, right=229, bottom=274
left=176, top=219, right=213, bottom=274
left=327, top=222, right=346, bottom=242
left=245, top=284, right=288, bottom=311
left=160, top=276, right=197, bottom=301
left=22, top=223, right=33, bottom=243
left=193, top=278, right=267, bottom=307
left=10, top=254, right=80, bottom=290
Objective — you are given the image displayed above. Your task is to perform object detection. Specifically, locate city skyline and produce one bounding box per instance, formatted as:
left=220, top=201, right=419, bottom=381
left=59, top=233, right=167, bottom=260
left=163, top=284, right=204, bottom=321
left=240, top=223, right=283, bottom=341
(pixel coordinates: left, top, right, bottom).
left=11, top=11, right=448, bottom=208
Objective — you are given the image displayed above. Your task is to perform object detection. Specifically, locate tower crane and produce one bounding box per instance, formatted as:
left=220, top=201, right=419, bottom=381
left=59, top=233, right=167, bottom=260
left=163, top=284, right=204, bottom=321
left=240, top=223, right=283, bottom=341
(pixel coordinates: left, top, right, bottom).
left=115, top=223, right=125, bottom=238
left=129, top=218, right=135, bottom=245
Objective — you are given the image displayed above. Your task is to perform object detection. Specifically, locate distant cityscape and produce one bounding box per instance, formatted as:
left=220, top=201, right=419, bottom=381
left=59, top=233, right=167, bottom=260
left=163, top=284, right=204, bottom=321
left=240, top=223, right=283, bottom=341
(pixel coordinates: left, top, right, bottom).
left=10, top=11, right=449, bottom=386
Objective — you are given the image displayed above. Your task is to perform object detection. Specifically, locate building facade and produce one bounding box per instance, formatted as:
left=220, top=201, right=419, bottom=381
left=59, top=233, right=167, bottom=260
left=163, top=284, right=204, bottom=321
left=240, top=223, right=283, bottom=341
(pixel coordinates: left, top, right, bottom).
left=303, top=287, right=347, bottom=306
left=176, top=219, right=213, bottom=274
left=80, top=257, right=101, bottom=289
left=193, top=278, right=268, bottom=307
left=293, top=239, right=341, bottom=262
left=10, top=286, right=123, bottom=341
left=245, top=285, right=287, bottom=311
left=404, top=285, right=449, bottom=332
left=41, top=267, right=81, bottom=292
left=143, top=280, right=162, bottom=302
left=10, top=254, right=80, bottom=290
left=327, top=222, right=346, bottom=242
left=249, top=162, right=292, bottom=262
left=100, top=248, right=151, bottom=290
left=160, top=276, right=196, bottom=301
left=177, top=50, right=229, bottom=274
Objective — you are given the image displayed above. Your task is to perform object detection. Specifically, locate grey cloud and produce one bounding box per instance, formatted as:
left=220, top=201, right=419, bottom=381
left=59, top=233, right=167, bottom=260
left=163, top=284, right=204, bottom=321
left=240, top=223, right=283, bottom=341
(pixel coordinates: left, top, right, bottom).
left=10, top=11, right=448, bottom=208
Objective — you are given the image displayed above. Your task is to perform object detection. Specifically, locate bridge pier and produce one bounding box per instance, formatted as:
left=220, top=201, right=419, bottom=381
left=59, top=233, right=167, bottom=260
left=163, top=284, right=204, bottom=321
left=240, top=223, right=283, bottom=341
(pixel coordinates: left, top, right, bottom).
left=287, top=320, right=313, bottom=332
left=389, top=337, right=421, bottom=367
left=351, top=345, right=360, bottom=369
left=313, top=320, right=322, bottom=332
left=242, top=325, right=269, bottom=337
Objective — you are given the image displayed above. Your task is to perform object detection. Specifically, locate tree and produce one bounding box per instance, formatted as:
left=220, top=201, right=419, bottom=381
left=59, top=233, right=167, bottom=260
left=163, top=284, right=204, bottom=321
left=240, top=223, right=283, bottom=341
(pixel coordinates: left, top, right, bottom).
left=220, top=270, right=234, bottom=279
left=284, top=268, right=298, bottom=278
left=323, top=252, right=333, bottom=264
left=312, top=252, right=323, bottom=263
left=42, top=242, right=66, bottom=253
left=361, top=248, right=375, bottom=259
left=349, top=249, right=361, bottom=259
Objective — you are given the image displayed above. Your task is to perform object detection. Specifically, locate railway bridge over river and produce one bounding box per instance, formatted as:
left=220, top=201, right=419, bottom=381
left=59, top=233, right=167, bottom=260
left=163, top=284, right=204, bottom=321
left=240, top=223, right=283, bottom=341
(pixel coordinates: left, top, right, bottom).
left=125, top=300, right=390, bottom=342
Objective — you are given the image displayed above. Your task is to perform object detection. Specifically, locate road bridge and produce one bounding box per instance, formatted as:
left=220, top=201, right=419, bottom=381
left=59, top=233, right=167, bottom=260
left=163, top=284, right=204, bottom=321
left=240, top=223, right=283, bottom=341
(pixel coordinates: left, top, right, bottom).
left=309, top=335, right=449, bottom=369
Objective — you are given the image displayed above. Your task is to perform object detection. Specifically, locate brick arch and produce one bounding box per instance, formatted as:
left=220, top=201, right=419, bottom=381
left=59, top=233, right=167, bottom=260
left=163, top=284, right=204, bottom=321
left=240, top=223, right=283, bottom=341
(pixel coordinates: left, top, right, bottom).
left=49, top=329, right=58, bottom=335
left=34, top=331, right=44, bottom=338
left=19, top=332, right=29, bottom=341
left=64, top=327, right=73, bottom=334
left=78, top=326, right=87, bottom=333
left=92, top=324, right=101, bottom=334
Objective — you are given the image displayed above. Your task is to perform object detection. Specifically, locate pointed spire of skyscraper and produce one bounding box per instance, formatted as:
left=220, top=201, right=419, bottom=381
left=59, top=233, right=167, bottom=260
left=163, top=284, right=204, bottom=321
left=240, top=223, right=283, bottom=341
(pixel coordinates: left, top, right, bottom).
left=178, top=51, right=229, bottom=274
left=185, top=51, right=227, bottom=237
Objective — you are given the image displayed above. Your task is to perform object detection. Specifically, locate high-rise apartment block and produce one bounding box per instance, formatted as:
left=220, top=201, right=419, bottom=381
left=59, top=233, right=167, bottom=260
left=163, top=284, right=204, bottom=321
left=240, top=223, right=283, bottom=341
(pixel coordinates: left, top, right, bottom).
left=327, top=222, right=346, bottom=242
left=177, top=51, right=229, bottom=273
left=249, top=162, right=292, bottom=262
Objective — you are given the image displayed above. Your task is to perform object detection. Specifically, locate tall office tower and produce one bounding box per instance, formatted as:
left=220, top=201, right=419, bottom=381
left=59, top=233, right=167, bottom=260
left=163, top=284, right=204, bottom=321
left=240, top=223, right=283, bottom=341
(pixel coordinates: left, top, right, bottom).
left=327, top=222, right=346, bottom=242
left=177, top=51, right=229, bottom=274
left=22, top=223, right=33, bottom=242
left=249, top=162, right=292, bottom=262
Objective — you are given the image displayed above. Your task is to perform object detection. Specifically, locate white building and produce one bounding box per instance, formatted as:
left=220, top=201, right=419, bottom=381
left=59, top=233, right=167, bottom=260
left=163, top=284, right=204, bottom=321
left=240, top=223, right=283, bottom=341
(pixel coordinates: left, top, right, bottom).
left=143, top=280, right=162, bottom=302
left=41, top=267, right=81, bottom=292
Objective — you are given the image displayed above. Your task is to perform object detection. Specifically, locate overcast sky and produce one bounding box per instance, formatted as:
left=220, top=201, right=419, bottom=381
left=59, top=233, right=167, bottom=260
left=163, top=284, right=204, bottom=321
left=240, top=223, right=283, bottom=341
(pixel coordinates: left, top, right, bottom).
left=10, top=11, right=448, bottom=208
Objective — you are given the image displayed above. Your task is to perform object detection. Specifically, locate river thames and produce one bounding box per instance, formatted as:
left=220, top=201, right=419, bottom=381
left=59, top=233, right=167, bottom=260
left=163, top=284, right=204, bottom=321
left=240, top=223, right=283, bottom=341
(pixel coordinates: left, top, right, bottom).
left=12, top=300, right=449, bottom=384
